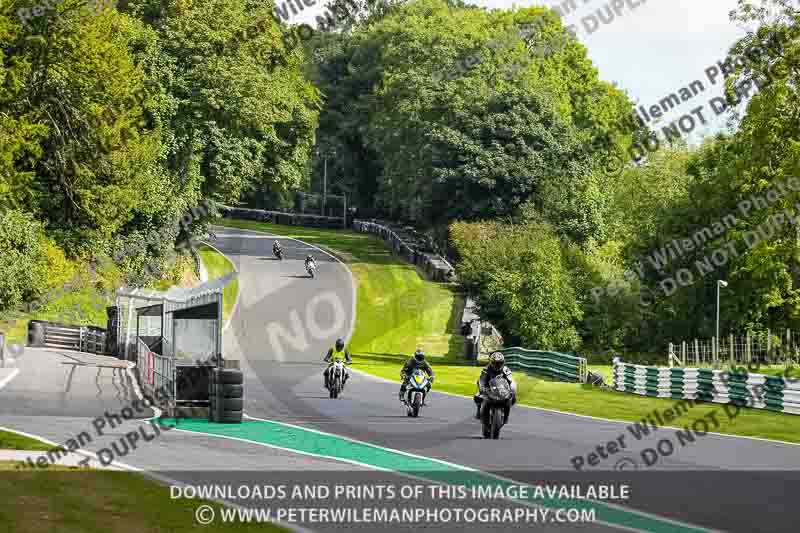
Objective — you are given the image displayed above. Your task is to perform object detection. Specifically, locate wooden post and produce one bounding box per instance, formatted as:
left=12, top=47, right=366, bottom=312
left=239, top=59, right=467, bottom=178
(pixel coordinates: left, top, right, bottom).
left=694, top=338, right=699, bottom=366
left=729, top=334, right=734, bottom=366
left=746, top=332, right=751, bottom=363
left=767, top=328, right=772, bottom=361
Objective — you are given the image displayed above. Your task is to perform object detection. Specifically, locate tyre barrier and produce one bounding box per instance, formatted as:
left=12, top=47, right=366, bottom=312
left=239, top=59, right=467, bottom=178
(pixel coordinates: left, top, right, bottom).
left=209, top=368, right=243, bottom=423
left=27, top=321, right=45, bottom=347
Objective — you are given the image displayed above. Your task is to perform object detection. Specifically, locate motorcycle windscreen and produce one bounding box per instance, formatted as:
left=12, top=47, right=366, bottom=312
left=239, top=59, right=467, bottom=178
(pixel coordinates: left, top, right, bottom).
left=489, top=378, right=511, bottom=400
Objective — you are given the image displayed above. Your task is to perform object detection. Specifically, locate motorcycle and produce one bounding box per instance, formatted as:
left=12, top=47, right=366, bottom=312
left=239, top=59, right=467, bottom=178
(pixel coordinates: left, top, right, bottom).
left=403, top=369, right=430, bottom=418
left=476, top=376, right=512, bottom=439
left=306, top=261, right=317, bottom=278
left=327, top=361, right=347, bottom=399
left=273, top=247, right=283, bottom=260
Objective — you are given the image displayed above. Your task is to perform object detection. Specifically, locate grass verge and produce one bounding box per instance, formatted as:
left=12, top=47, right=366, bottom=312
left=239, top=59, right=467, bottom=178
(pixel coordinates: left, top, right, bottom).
left=0, top=430, right=52, bottom=451
left=0, top=462, right=287, bottom=532
left=196, top=243, right=239, bottom=324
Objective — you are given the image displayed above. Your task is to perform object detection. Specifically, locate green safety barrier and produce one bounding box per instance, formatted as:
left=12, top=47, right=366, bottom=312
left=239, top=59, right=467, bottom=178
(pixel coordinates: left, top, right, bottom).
left=498, top=347, right=587, bottom=383
left=612, top=359, right=800, bottom=415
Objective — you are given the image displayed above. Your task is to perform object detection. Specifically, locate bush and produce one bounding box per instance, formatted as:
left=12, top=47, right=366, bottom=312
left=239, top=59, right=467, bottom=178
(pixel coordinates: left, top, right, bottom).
left=34, top=238, right=76, bottom=297
left=451, top=220, right=582, bottom=351
left=0, top=209, right=46, bottom=311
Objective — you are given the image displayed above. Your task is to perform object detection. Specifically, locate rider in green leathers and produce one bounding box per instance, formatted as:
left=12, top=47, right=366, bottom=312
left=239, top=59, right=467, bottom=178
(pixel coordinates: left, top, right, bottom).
left=399, top=349, right=435, bottom=402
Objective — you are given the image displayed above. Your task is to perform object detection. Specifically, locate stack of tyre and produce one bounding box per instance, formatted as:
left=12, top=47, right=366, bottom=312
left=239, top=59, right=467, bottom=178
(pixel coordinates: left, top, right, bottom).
left=210, top=368, right=243, bottom=423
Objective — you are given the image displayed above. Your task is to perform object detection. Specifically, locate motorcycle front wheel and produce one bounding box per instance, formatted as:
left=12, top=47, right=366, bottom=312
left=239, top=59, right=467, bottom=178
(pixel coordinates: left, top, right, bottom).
left=481, top=408, right=491, bottom=439
left=491, top=406, right=504, bottom=439
left=412, top=392, right=422, bottom=417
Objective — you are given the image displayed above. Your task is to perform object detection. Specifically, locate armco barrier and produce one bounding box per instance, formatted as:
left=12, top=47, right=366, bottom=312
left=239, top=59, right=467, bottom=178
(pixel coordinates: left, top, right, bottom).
left=27, top=320, right=107, bottom=354
left=612, top=358, right=800, bottom=415
left=499, top=347, right=587, bottom=383
left=218, top=205, right=345, bottom=229
left=353, top=219, right=454, bottom=282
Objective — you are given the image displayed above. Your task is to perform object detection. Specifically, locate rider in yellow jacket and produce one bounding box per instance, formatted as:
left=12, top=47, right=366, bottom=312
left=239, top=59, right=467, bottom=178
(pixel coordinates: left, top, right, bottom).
left=324, top=338, right=352, bottom=389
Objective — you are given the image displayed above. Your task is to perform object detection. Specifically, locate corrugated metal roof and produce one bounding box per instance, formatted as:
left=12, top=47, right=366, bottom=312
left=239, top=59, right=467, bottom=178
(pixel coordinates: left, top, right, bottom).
left=117, top=272, right=236, bottom=304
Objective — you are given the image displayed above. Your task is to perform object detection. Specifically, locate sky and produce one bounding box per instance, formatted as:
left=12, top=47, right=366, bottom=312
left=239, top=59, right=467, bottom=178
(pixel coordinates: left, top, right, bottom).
left=506, top=0, right=750, bottom=142
left=281, top=0, right=756, bottom=143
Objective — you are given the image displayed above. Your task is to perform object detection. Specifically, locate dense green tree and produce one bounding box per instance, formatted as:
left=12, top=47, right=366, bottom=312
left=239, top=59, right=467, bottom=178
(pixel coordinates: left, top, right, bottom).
left=451, top=220, right=582, bottom=350
left=311, top=0, right=638, bottom=237
left=125, top=0, right=321, bottom=208
left=0, top=0, right=319, bottom=311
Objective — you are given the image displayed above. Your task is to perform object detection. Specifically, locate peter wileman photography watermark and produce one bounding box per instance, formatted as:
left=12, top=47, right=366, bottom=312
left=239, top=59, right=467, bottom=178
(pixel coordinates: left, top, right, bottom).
left=572, top=360, right=799, bottom=470
left=598, top=29, right=792, bottom=177
left=14, top=388, right=176, bottom=470
left=590, top=176, right=800, bottom=307
left=13, top=361, right=208, bottom=470
left=16, top=0, right=116, bottom=28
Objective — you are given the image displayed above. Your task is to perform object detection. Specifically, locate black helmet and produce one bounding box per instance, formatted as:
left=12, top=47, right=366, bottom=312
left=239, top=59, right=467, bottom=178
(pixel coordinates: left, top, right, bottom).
left=335, top=338, right=345, bottom=351
left=490, top=352, right=505, bottom=371
left=414, top=349, right=424, bottom=362
left=307, top=254, right=313, bottom=261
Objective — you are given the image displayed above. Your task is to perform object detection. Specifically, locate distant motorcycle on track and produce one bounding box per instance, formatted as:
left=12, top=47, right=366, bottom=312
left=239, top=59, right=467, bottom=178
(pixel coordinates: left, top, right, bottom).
left=306, top=261, right=317, bottom=278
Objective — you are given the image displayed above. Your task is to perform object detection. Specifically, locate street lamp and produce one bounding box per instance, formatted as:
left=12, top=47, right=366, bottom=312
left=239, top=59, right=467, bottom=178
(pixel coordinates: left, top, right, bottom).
left=315, top=146, right=336, bottom=216
left=716, top=279, right=728, bottom=363
left=331, top=183, right=350, bottom=229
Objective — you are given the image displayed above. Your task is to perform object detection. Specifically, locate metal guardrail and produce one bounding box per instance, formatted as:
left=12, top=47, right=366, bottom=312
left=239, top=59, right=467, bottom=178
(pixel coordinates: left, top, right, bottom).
left=137, top=338, right=175, bottom=401
left=79, top=327, right=106, bottom=354
left=28, top=320, right=107, bottom=354
left=218, top=205, right=346, bottom=229
left=352, top=219, right=454, bottom=282
left=499, top=347, right=588, bottom=383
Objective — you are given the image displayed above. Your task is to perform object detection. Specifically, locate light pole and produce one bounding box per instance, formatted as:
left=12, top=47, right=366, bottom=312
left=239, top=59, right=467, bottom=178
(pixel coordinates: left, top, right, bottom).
left=334, top=184, right=350, bottom=229
left=316, top=146, right=336, bottom=216
left=716, top=279, right=728, bottom=363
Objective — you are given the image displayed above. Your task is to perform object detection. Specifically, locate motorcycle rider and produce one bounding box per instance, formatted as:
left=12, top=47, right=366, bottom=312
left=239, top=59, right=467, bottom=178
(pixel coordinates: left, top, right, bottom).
left=399, top=349, right=435, bottom=403
left=273, top=240, right=282, bottom=256
left=475, top=352, right=517, bottom=423
left=305, top=254, right=316, bottom=271
left=324, top=338, right=352, bottom=390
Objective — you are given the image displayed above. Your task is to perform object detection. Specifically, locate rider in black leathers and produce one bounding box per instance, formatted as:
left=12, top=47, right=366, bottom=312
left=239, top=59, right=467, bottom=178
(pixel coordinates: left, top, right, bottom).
left=399, top=349, right=435, bottom=402
left=475, top=352, right=517, bottom=423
